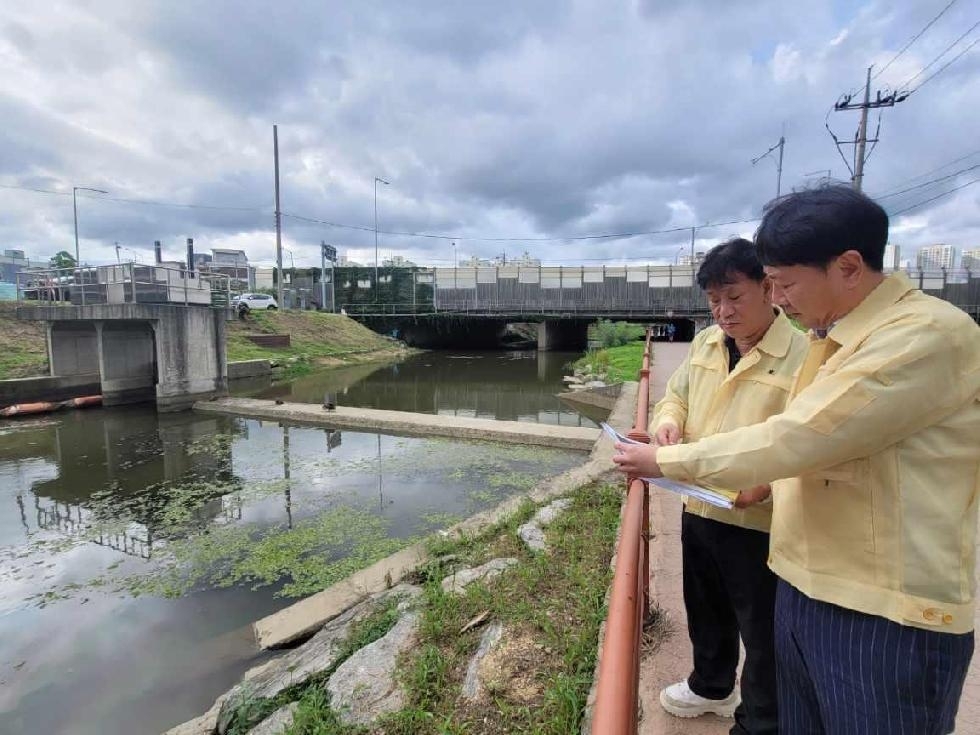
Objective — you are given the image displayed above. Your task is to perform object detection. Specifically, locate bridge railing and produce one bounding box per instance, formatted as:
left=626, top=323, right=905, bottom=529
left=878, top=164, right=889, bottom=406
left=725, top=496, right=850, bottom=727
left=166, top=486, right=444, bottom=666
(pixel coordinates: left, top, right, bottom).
left=16, top=263, right=230, bottom=308
left=590, top=329, right=653, bottom=734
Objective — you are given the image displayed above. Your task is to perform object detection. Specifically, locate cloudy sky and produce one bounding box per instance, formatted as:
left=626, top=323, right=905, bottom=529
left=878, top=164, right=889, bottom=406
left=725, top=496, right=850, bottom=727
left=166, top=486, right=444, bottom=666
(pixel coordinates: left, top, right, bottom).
left=1, top=0, right=978, bottom=269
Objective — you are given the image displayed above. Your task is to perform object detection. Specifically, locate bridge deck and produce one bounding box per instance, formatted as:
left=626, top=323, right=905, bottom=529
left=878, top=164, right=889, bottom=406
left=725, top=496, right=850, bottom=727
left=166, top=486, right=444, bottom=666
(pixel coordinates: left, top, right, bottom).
left=195, top=397, right=600, bottom=451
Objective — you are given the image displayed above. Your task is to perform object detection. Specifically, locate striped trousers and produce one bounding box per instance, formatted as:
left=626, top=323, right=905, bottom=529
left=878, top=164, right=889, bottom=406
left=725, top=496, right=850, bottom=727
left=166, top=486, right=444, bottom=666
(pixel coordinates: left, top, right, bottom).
left=775, top=580, right=973, bottom=734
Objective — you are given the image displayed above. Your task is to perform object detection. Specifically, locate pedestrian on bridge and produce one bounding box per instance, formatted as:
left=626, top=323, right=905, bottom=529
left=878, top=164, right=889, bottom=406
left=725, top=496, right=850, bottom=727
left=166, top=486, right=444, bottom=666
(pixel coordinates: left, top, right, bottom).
left=613, top=185, right=980, bottom=735
left=653, top=238, right=807, bottom=734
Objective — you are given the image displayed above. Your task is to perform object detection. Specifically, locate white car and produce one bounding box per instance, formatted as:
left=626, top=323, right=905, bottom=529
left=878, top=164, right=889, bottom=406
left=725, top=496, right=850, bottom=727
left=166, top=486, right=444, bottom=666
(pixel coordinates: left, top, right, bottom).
left=234, top=293, right=278, bottom=311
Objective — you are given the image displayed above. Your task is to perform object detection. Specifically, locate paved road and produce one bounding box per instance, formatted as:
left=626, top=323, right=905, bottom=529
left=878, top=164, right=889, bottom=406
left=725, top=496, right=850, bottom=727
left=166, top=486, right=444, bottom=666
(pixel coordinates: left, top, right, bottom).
left=637, top=340, right=980, bottom=734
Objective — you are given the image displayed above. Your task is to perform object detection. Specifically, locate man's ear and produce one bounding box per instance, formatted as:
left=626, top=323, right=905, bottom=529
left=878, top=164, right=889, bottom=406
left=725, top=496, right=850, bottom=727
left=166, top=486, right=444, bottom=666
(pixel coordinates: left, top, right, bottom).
left=760, top=274, right=774, bottom=303
left=835, top=250, right=866, bottom=287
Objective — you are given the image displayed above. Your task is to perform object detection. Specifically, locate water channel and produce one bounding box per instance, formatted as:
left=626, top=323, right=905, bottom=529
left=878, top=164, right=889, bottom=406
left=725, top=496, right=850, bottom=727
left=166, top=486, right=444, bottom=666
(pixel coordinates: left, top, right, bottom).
left=0, top=350, right=595, bottom=735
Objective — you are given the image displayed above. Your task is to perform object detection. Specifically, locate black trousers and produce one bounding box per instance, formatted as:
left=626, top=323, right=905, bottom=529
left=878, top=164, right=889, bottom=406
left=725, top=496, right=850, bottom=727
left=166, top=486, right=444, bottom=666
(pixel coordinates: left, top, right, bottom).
left=682, top=512, right=778, bottom=735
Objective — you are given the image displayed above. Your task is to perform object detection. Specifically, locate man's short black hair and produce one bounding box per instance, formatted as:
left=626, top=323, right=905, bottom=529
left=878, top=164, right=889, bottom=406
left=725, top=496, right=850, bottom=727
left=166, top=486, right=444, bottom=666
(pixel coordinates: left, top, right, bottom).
left=755, top=185, right=888, bottom=271
left=696, top=237, right=765, bottom=291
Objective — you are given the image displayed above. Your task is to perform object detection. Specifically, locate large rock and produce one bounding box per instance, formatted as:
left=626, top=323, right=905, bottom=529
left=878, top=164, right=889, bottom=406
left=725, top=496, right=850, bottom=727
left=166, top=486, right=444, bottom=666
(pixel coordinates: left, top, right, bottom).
left=326, top=612, right=420, bottom=727
left=461, top=622, right=504, bottom=701
left=518, top=498, right=572, bottom=553
left=163, top=694, right=227, bottom=735
left=441, top=558, right=518, bottom=595
left=247, top=703, right=299, bottom=735
left=517, top=522, right=547, bottom=552
left=163, top=658, right=280, bottom=735
left=534, top=498, right=572, bottom=526
left=217, top=584, right=420, bottom=734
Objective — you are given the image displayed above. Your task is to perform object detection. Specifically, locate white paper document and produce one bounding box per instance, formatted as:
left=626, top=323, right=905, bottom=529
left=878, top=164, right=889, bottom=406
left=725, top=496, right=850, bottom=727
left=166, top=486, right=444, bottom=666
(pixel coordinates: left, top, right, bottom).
left=603, top=422, right=736, bottom=509
left=647, top=478, right=735, bottom=509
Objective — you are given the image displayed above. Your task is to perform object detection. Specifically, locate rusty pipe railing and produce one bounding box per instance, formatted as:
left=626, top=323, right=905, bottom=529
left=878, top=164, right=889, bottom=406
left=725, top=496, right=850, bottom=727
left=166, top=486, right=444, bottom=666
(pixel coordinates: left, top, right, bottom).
left=591, top=329, right=653, bottom=734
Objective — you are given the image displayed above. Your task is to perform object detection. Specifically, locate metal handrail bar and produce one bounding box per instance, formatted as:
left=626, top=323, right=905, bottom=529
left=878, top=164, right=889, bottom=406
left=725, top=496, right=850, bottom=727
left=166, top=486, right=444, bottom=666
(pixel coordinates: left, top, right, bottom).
left=591, top=329, right=653, bottom=734
left=15, top=263, right=230, bottom=307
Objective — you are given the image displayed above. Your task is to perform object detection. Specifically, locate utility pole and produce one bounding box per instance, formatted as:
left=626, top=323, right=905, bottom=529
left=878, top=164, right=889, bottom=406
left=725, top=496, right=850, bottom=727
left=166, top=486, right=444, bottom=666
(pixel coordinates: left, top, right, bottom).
left=689, top=227, right=695, bottom=266
left=852, top=67, right=872, bottom=191
left=832, top=66, right=909, bottom=192
left=273, top=124, right=284, bottom=308
left=320, top=240, right=327, bottom=311
left=751, top=134, right=786, bottom=198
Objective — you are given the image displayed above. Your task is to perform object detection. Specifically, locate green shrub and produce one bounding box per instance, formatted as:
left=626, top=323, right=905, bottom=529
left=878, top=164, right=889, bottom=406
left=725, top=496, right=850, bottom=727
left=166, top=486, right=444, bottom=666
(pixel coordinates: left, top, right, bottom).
left=592, top=320, right=644, bottom=348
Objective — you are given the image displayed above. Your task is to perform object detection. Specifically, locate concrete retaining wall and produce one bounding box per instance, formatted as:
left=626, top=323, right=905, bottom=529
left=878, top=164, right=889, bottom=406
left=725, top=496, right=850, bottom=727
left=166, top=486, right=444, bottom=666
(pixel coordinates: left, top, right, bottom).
left=0, top=373, right=101, bottom=408
left=228, top=359, right=272, bottom=380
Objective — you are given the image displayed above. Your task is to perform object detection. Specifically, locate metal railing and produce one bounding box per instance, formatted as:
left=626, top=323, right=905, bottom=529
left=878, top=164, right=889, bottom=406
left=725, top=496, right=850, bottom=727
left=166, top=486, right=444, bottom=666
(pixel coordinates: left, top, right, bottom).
left=15, top=263, right=231, bottom=308
left=591, top=329, right=653, bottom=734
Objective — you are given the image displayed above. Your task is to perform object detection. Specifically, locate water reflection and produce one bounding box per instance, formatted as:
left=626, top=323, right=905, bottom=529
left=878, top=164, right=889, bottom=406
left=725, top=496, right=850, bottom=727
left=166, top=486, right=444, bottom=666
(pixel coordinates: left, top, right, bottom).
left=0, top=402, right=584, bottom=735
left=235, top=350, right=596, bottom=427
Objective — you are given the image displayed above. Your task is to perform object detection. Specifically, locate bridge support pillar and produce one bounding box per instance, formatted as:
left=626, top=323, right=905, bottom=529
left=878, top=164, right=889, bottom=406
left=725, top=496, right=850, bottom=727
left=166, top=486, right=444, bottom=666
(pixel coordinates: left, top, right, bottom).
left=537, top=320, right=589, bottom=352
left=97, top=321, right=158, bottom=406
left=154, top=308, right=228, bottom=412
left=48, top=322, right=100, bottom=378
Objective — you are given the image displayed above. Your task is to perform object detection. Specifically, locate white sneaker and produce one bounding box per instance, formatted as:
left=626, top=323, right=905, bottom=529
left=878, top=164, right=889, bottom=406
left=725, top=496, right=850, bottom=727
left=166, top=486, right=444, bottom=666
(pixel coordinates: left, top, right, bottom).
left=659, top=680, right=740, bottom=719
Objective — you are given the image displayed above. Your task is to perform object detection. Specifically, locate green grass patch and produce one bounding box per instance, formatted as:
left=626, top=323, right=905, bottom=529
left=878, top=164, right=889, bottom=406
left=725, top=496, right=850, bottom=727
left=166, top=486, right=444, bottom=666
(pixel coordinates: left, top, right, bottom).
left=573, top=341, right=647, bottom=384
left=0, top=302, right=48, bottom=379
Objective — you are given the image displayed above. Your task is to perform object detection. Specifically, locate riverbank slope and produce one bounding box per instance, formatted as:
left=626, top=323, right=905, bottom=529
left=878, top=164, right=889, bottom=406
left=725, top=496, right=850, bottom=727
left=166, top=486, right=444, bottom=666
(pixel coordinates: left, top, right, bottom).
left=0, top=304, right=411, bottom=380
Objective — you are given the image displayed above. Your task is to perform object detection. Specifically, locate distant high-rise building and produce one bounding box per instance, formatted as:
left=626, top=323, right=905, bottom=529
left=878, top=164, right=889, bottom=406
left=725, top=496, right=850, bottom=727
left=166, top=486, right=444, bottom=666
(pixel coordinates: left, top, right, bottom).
left=917, top=244, right=956, bottom=271
left=962, top=249, right=980, bottom=271
left=1, top=248, right=29, bottom=284
left=883, top=244, right=901, bottom=270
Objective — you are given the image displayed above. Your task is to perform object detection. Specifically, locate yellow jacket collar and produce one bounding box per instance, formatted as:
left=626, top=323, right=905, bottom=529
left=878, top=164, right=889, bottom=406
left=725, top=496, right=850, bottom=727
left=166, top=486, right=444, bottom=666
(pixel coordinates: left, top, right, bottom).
left=828, top=272, right=917, bottom=347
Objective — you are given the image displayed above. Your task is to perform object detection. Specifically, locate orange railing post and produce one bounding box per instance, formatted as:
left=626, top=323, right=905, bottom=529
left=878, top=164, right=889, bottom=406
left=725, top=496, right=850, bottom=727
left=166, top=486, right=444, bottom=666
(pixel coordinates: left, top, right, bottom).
left=591, top=329, right=654, bottom=734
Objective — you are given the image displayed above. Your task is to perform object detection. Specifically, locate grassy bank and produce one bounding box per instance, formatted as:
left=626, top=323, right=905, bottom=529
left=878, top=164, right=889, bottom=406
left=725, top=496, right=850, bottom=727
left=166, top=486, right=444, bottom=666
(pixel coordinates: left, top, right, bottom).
left=227, top=310, right=410, bottom=367
left=0, top=302, right=48, bottom=379
left=225, top=482, right=623, bottom=735
left=573, top=341, right=647, bottom=384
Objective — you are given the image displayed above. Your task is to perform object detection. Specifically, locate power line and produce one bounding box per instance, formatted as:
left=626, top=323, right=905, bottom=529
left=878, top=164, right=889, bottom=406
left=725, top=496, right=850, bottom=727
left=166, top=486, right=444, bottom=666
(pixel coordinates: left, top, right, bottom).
left=0, top=182, right=268, bottom=212
left=872, top=148, right=980, bottom=194
left=905, top=29, right=980, bottom=94
left=875, top=163, right=980, bottom=199
left=888, top=177, right=980, bottom=215
left=0, top=183, right=71, bottom=196
left=872, top=0, right=961, bottom=83
left=282, top=211, right=759, bottom=243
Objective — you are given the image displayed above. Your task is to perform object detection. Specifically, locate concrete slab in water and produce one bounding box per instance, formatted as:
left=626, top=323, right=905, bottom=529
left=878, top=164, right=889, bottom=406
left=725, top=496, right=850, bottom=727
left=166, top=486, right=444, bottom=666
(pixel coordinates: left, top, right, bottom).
left=194, top=397, right=600, bottom=451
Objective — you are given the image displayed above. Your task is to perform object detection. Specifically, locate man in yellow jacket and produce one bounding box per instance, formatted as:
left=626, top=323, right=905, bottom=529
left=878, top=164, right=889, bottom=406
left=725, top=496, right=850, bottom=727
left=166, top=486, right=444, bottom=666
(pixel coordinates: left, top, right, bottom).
left=615, top=185, right=980, bottom=734
left=654, top=238, right=807, bottom=734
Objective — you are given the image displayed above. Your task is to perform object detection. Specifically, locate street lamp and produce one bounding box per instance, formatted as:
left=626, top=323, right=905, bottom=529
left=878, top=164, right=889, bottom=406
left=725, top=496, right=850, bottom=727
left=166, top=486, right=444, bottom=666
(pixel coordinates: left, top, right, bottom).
left=674, top=246, right=685, bottom=265
left=72, top=186, right=108, bottom=268
left=452, top=241, right=457, bottom=268
left=374, top=176, right=390, bottom=301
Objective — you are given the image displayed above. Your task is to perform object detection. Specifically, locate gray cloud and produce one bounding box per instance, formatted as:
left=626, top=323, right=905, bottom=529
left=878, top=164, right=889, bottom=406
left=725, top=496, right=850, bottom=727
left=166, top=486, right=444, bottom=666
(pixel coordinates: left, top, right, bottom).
left=1, top=0, right=978, bottom=270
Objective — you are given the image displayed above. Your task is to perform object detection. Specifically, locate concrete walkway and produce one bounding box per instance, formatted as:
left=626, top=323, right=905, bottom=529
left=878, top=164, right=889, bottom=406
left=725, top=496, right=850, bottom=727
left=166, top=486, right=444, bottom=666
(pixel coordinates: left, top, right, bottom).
left=195, top=397, right=599, bottom=451
left=638, top=340, right=980, bottom=734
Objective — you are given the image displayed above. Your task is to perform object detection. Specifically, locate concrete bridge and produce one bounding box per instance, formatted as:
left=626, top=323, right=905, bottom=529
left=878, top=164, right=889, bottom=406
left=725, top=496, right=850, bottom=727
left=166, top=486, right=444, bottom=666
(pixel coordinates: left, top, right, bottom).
left=346, top=265, right=980, bottom=349
left=16, top=303, right=228, bottom=411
